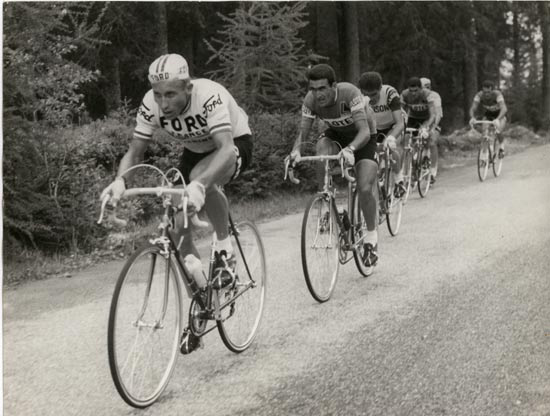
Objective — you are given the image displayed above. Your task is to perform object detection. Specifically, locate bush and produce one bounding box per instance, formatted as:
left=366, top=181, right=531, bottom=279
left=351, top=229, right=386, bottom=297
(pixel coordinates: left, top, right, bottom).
left=3, top=109, right=323, bottom=254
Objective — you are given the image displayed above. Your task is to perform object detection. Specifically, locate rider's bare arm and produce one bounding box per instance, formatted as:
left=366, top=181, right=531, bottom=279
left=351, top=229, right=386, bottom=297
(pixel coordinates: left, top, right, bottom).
left=423, top=102, right=436, bottom=130
left=192, top=130, right=237, bottom=189
left=116, top=138, right=149, bottom=181
left=389, top=108, right=405, bottom=139
left=497, top=99, right=507, bottom=120
left=293, top=116, right=314, bottom=152
left=469, top=100, right=479, bottom=120
left=349, top=115, right=370, bottom=150
left=365, top=105, right=377, bottom=136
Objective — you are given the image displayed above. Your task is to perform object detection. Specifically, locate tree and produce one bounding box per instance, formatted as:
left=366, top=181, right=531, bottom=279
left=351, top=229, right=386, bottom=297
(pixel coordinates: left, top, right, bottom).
left=205, top=2, right=318, bottom=111
left=541, top=1, right=550, bottom=129
left=3, top=2, right=100, bottom=124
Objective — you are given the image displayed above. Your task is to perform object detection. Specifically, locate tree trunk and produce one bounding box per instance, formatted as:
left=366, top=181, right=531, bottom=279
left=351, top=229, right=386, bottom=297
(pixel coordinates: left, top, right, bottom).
left=157, top=3, right=168, bottom=54
left=463, top=13, right=477, bottom=122
left=512, top=2, right=521, bottom=89
left=541, top=1, right=550, bottom=128
left=342, top=2, right=360, bottom=83
left=316, top=2, right=341, bottom=77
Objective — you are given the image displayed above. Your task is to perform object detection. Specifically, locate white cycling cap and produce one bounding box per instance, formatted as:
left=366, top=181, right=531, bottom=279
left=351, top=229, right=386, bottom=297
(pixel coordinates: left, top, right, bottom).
left=420, top=77, right=431, bottom=88
left=148, top=54, right=190, bottom=83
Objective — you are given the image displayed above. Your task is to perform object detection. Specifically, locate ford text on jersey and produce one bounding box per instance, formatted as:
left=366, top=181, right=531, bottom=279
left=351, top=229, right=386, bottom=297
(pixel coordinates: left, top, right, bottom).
left=134, top=78, right=251, bottom=153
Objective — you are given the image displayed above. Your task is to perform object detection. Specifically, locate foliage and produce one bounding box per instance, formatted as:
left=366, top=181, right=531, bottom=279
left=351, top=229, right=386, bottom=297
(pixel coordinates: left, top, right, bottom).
left=3, top=2, right=102, bottom=125
left=204, top=2, right=319, bottom=112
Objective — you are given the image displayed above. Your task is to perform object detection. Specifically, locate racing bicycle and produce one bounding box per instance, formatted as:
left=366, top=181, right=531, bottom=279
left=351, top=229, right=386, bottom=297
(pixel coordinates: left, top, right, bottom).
left=471, top=120, right=503, bottom=181
left=285, top=151, right=376, bottom=303
left=98, top=165, right=266, bottom=408
left=401, top=127, right=432, bottom=200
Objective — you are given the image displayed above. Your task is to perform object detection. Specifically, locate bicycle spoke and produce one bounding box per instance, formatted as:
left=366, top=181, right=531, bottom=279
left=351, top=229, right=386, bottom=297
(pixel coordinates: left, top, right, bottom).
left=108, top=246, right=184, bottom=408
left=217, top=221, right=266, bottom=352
left=301, top=194, right=340, bottom=302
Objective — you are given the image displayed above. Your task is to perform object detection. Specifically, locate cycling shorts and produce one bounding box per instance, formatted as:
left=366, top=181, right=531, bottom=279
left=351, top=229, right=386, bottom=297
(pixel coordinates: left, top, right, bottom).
left=178, top=134, right=253, bottom=185
left=321, top=129, right=376, bottom=163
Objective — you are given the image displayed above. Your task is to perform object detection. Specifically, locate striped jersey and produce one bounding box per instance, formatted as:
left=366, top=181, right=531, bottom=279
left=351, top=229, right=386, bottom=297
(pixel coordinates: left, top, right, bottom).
left=134, top=78, right=251, bottom=153
left=367, top=85, right=401, bottom=130
left=301, top=82, right=367, bottom=140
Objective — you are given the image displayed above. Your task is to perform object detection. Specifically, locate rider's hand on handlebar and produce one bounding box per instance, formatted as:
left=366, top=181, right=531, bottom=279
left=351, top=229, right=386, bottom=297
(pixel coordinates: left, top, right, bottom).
left=288, top=149, right=301, bottom=166
left=185, top=181, right=206, bottom=215
left=339, top=146, right=355, bottom=167
left=100, top=177, right=126, bottom=207
left=469, top=117, right=477, bottom=127
left=419, top=128, right=430, bottom=140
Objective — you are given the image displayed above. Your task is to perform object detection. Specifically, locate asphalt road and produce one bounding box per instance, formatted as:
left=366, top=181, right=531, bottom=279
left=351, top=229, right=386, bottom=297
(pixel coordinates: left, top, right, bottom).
left=3, top=144, right=550, bottom=416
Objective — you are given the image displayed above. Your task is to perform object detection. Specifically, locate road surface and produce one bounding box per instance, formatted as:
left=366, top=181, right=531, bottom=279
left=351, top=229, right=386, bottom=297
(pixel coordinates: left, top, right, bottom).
left=4, top=144, right=550, bottom=416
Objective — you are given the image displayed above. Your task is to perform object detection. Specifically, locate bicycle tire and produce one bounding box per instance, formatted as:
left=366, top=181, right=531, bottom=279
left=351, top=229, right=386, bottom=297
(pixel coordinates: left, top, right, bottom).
left=477, top=140, right=490, bottom=181
left=402, top=149, right=413, bottom=204
left=493, top=142, right=503, bottom=177
left=385, top=163, right=403, bottom=236
left=417, top=147, right=431, bottom=198
left=301, top=193, right=340, bottom=302
left=108, top=244, right=184, bottom=408
left=217, top=221, right=267, bottom=353
left=351, top=189, right=373, bottom=277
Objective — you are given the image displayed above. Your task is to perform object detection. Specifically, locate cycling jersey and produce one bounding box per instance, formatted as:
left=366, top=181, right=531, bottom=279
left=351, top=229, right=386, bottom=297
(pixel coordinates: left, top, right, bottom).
left=301, top=82, right=367, bottom=140
left=427, top=90, right=443, bottom=121
left=367, top=85, right=401, bottom=130
left=134, top=78, right=251, bottom=153
left=473, top=90, right=505, bottom=117
left=401, top=88, right=435, bottom=120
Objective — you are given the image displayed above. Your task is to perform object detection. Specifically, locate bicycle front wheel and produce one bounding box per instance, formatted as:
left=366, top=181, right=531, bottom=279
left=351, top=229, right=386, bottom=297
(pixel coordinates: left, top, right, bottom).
left=385, top=168, right=403, bottom=236
left=417, top=148, right=431, bottom=198
left=217, top=221, right=266, bottom=353
left=351, top=189, right=373, bottom=277
left=402, top=149, right=413, bottom=204
left=108, top=244, right=184, bottom=408
left=477, top=142, right=490, bottom=181
left=301, top=193, right=340, bottom=302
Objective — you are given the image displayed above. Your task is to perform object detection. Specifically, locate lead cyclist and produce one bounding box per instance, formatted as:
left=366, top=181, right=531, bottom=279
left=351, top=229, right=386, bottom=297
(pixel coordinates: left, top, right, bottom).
left=100, top=53, right=253, bottom=353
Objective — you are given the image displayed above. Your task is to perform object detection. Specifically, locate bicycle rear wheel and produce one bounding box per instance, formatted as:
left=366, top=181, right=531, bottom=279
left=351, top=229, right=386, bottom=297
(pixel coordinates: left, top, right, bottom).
left=493, top=142, right=503, bottom=177
left=351, top=189, right=373, bottom=277
left=401, top=149, right=413, bottom=204
left=417, top=148, right=431, bottom=198
left=108, top=244, right=184, bottom=408
left=477, top=141, right=490, bottom=181
left=301, top=193, right=340, bottom=302
left=217, top=221, right=266, bottom=353
left=385, top=167, right=403, bottom=236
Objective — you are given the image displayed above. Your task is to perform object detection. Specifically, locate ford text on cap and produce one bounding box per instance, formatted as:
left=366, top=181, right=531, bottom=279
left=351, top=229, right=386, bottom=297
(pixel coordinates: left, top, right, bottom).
left=148, top=54, right=190, bottom=83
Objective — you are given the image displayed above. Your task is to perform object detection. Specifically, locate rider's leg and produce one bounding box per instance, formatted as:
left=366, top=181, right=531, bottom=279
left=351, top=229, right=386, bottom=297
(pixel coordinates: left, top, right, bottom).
left=355, top=159, right=379, bottom=246
left=496, top=117, right=507, bottom=155
left=189, top=149, right=237, bottom=254
left=315, top=136, right=340, bottom=187
left=430, top=128, right=440, bottom=180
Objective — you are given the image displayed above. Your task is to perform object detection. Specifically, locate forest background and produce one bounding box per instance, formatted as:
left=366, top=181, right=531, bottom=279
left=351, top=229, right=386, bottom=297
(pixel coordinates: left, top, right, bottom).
left=3, top=1, right=550, bottom=278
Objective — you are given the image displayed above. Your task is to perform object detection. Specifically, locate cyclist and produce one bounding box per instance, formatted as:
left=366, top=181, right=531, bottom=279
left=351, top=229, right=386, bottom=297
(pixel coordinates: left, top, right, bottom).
left=289, top=64, right=379, bottom=273
left=400, top=76, right=438, bottom=184
left=469, top=80, right=508, bottom=158
left=358, top=71, right=406, bottom=197
left=100, top=53, right=253, bottom=353
left=420, top=77, right=442, bottom=183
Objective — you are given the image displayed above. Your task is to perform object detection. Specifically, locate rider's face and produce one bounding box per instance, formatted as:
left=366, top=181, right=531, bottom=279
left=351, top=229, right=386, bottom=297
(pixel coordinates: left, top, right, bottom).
left=309, top=79, right=336, bottom=107
left=362, top=88, right=380, bottom=103
left=152, top=79, right=192, bottom=120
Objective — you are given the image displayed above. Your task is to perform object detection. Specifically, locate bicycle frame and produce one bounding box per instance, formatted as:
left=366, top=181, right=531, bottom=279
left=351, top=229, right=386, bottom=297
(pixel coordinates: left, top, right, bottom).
left=99, top=184, right=257, bottom=338
left=285, top=155, right=363, bottom=263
